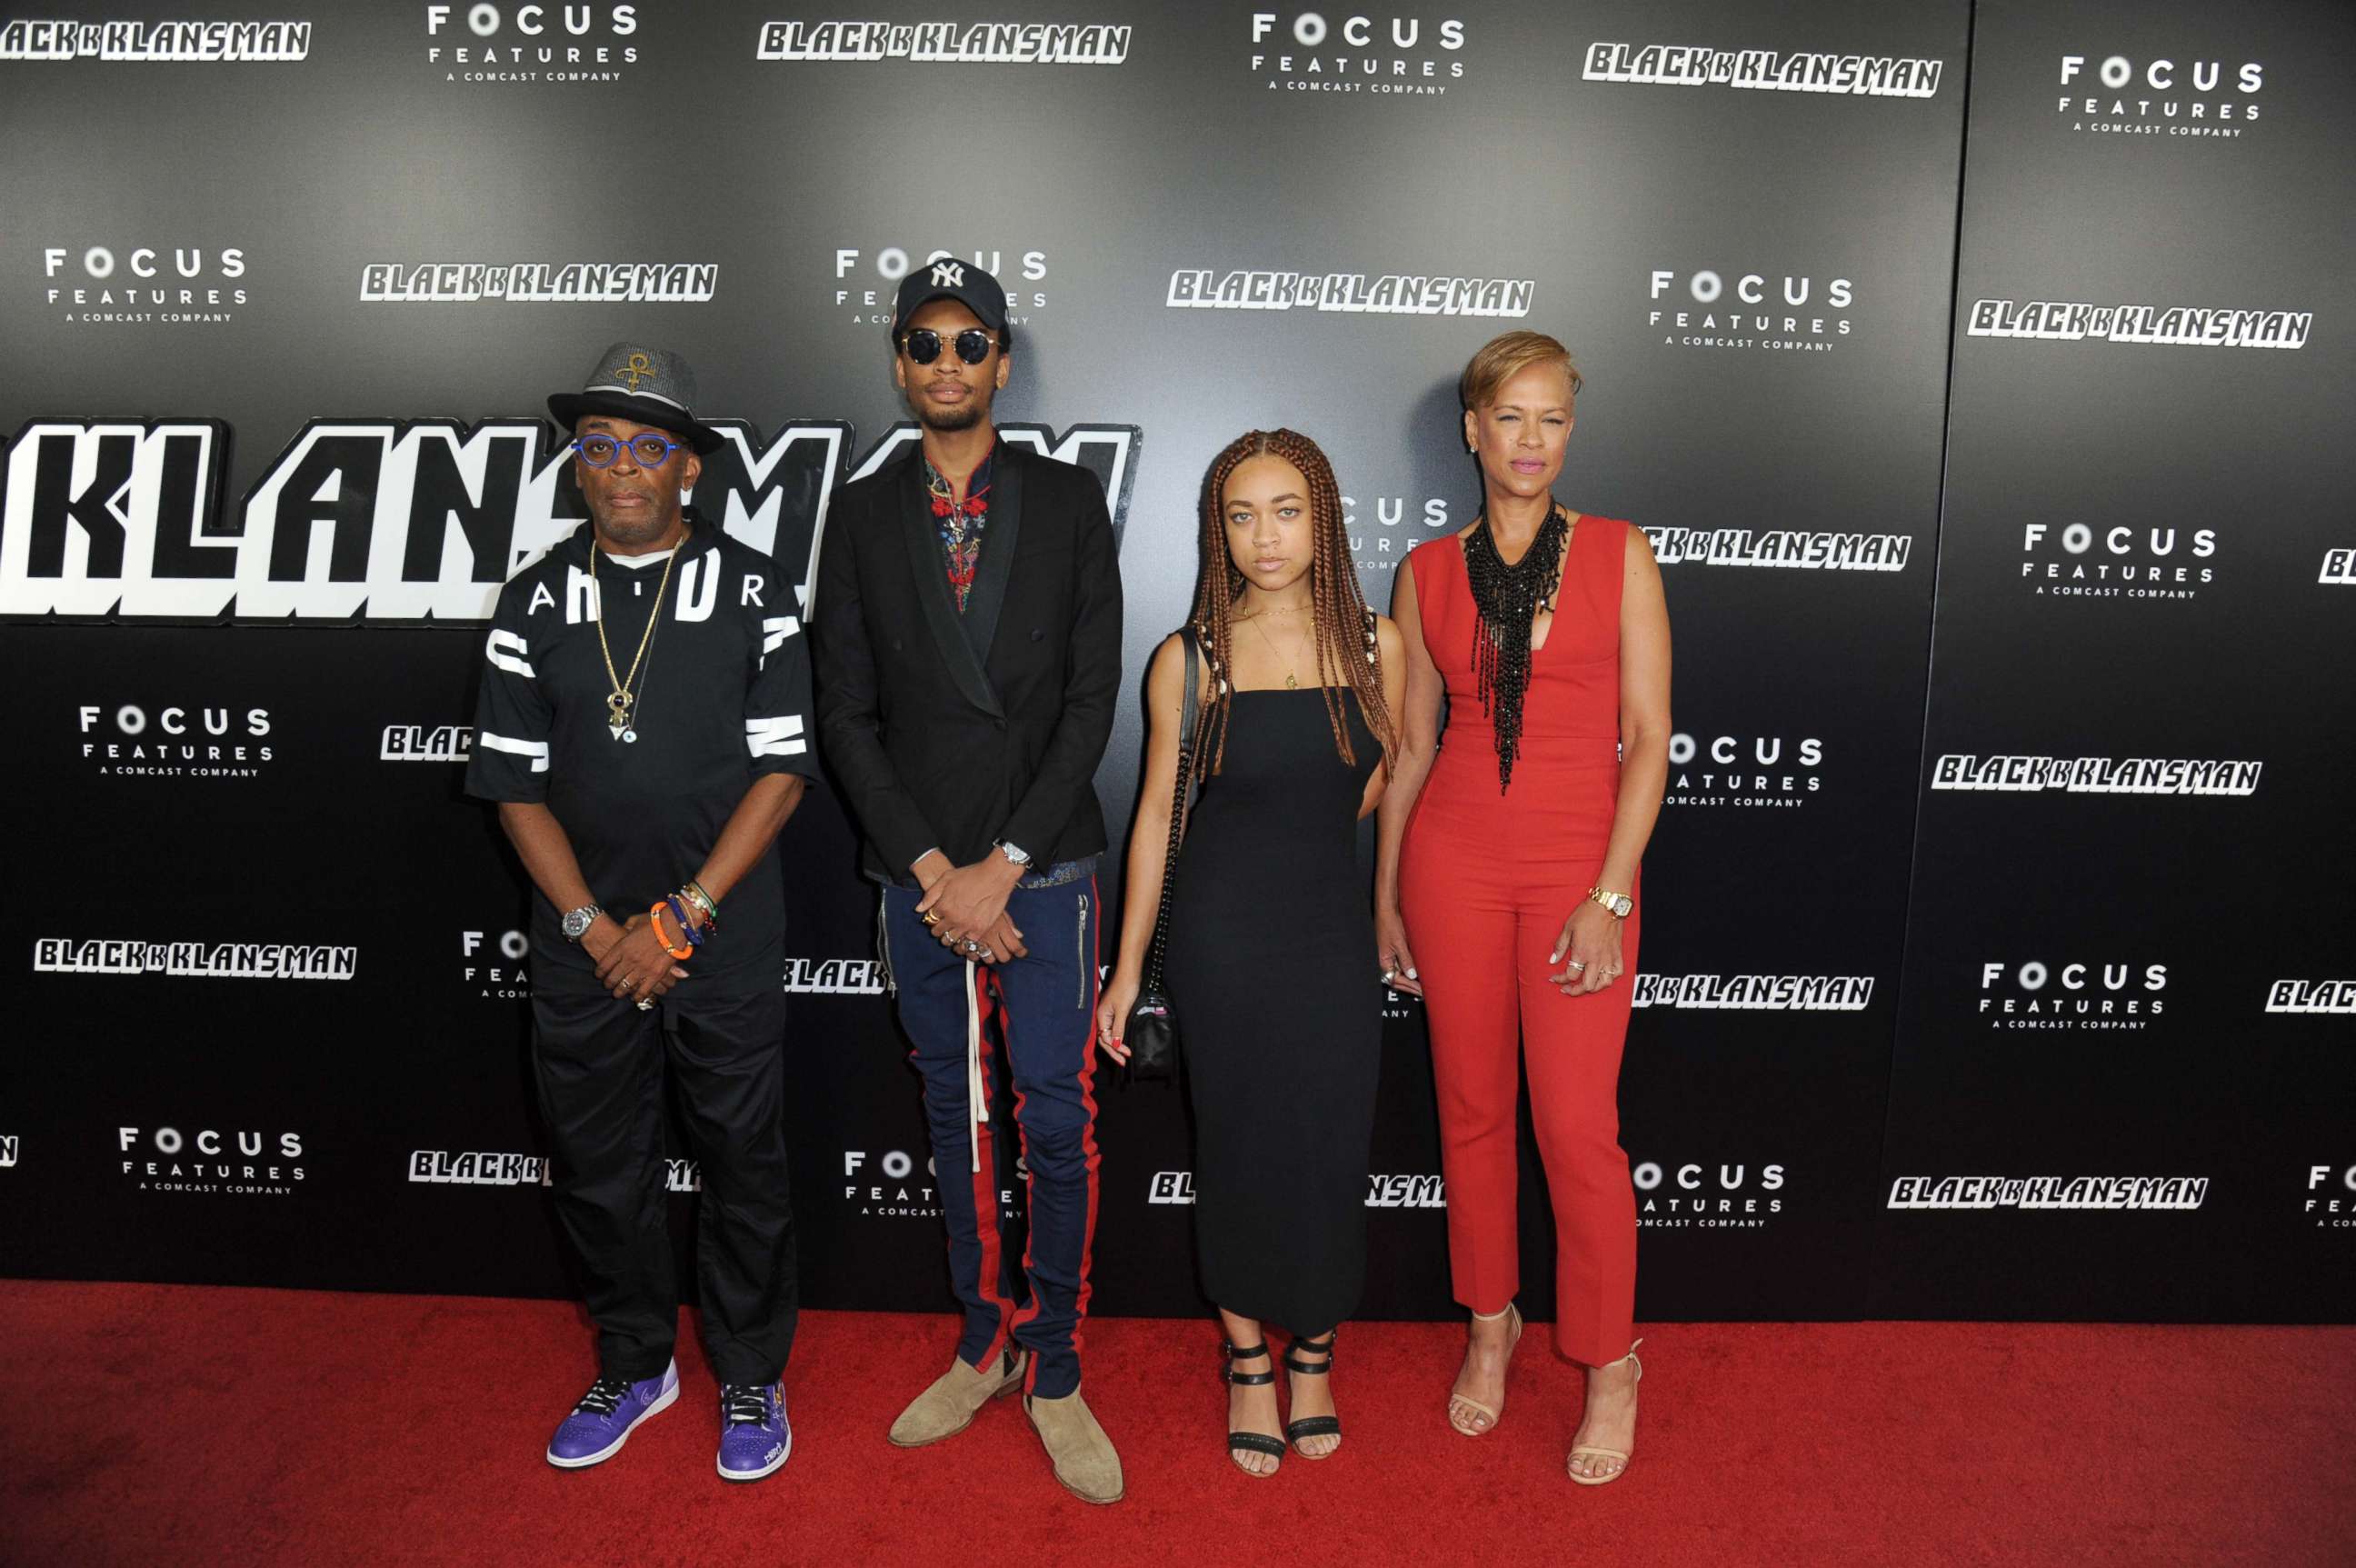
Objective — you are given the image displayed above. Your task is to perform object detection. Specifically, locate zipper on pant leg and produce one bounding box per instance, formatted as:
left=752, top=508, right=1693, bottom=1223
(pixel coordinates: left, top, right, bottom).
left=874, top=894, right=897, bottom=997
left=1075, top=893, right=1088, bottom=1010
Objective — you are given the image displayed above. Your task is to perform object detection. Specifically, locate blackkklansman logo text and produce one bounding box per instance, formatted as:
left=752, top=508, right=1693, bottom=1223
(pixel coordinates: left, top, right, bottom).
left=1632, top=975, right=1870, bottom=1011
left=1149, top=1171, right=1445, bottom=1208
left=1889, top=1174, right=2207, bottom=1211
left=362, top=261, right=712, bottom=302
left=0, top=18, right=309, bottom=59
left=408, top=1149, right=701, bottom=1191
left=1968, top=299, right=2308, bottom=349
left=758, top=19, right=1128, bottom=64
left=2266, top=979, right=2353, bottom=1015
left=1931, top=754, right=2259, bottom=795
left=784, top=957, right=887, bottom=994
left=1646, top=524, right=1909, bottom=573
left=1169, top=267, right=1529, bottom=317
left=384, top=724, right=472, bottom=762
left=1584, top=41, right=1940, bottom=97
left=0, top=416, right=1138, bottom=624
left=35, top=939, right=355, bottom=980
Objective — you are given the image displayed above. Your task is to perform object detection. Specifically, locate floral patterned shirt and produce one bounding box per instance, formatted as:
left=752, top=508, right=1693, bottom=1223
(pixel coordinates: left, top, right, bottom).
left=924, top=444, right=995, bottom=613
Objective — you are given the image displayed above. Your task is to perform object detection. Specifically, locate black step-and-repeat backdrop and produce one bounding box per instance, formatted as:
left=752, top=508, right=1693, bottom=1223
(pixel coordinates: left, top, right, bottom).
left=0, top=0, right=2347, bottom=1325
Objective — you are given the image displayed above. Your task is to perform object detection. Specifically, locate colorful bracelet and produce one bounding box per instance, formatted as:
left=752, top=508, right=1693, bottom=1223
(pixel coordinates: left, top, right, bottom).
left=680, top=880, right=719, bottom=930
left=650, top=902, right=695, bottom=960
left=664, top=894, right=705, bottom=949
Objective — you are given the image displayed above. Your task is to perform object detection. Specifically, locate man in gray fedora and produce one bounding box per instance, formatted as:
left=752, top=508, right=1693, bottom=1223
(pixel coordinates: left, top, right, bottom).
left=466, top=342, right=818, bottom=1483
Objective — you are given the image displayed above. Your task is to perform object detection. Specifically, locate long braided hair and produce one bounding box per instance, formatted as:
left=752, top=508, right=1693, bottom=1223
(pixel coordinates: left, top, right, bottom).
left=1187, top=429, right=1397, bottom=785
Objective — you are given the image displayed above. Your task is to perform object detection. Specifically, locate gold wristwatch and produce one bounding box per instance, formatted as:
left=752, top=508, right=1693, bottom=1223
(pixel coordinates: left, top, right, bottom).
left=1587, top=885, right=1633, bottom=919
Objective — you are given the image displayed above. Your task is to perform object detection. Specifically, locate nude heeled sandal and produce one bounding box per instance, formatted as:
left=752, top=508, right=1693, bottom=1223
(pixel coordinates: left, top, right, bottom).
left=1446, top=1303, right=1522, bottom=1437
left=1567, top=1338, right=1642, bottom=1486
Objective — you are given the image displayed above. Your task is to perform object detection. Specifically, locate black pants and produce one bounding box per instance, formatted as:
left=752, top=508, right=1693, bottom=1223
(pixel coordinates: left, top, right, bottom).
left=533, top=984, right=797, bottom=1385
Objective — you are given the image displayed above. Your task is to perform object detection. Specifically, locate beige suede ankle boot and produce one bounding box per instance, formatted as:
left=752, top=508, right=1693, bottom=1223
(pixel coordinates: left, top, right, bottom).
left=1023, top=1386, right=1123, bottom=1504
left=887, top=1349, right=1027, bottom=1447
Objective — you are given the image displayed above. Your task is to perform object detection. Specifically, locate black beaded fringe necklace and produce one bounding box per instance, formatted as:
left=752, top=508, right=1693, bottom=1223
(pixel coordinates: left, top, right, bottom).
left=1463, top=503, right=1571, bottom=793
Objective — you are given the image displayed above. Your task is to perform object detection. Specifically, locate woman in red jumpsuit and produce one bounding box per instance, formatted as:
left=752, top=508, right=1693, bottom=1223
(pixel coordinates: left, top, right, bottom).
left=1376, top=331, right=1671, bottom=1485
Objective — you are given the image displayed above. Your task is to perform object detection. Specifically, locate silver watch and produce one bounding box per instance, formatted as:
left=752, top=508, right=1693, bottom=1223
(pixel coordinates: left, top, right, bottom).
left=996, top=840, right=1033, bottom=869
left=562, top=903, right=604, bottom=942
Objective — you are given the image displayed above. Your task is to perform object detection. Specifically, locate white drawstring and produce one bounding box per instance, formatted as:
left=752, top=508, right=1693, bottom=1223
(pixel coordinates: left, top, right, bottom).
left=964, top=957, right=983, bottom=1174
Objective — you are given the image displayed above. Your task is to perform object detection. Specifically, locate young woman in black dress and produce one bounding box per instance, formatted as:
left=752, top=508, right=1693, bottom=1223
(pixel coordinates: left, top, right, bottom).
left=1096, top=429, right=1404, bottom=1476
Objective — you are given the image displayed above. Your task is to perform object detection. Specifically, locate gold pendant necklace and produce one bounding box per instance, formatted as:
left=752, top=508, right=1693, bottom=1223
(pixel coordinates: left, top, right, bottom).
left=1245, top=609, right=1309, bottom=689
left=590, top=529, right=683, bottom=742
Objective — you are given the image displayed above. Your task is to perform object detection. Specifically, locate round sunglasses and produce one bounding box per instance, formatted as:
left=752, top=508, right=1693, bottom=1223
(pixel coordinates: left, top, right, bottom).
left=899, top=327, right=998, bottom=365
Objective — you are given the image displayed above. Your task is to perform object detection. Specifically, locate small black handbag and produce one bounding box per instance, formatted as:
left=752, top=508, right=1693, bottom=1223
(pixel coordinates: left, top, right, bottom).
left=1123, top=629, right=1201, bottom=1084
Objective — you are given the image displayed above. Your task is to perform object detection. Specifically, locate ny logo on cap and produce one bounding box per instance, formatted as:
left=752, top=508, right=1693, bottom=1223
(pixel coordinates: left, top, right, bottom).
left=612, top=351, right=657, bottom=390
left=930, top=262, right=965, bottom=288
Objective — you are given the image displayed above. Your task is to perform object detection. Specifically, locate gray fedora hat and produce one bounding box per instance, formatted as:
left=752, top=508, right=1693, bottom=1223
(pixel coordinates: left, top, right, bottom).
left=548, top=341, right=727, bottom=455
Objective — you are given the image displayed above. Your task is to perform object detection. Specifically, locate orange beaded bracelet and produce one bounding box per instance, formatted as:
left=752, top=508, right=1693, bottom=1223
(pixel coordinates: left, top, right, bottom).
left=650, top=902, right=694, bottom=961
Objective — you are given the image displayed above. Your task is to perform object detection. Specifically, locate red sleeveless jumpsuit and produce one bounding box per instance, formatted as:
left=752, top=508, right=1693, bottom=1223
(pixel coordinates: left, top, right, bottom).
left=1398, top=515, right=1639, bottom=1367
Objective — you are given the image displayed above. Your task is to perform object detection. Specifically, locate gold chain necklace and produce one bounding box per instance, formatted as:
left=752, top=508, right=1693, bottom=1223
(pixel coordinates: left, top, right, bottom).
left=1243, top=608, right=1311, bottom=689
left=589, top=530, right=682, bottom=742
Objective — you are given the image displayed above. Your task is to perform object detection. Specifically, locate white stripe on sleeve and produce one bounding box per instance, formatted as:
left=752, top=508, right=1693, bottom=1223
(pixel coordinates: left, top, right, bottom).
left=746, top=714, right=807, bottom=758
left=477, top=731, right=550, bottom=773
left=484, top=629, right=535, bottom=678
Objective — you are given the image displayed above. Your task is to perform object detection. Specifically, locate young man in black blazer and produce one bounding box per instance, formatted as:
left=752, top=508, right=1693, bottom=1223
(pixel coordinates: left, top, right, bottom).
left=813, top=261, right=1125, bottom=1504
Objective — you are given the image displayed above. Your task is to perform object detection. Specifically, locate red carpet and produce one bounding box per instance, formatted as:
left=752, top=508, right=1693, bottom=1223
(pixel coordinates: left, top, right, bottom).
left=3, top=1282, right=2351, bottom=1568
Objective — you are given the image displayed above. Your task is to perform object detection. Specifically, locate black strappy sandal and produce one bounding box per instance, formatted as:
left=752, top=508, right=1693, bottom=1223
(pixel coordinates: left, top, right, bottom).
left=1223, top=1341, right=1285, bottom=1477
left=1284, top=1332, right=1342, bottom=1458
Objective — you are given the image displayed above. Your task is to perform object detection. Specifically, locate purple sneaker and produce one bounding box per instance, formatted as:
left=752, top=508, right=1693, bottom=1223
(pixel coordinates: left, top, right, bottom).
left=716, top=1382, right=791, bottom=1482
left=545, top=1361, right=679, bottom=1469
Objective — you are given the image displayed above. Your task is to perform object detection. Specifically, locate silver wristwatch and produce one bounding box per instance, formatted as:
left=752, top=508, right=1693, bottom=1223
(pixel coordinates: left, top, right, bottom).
left=561, top=903, right=604, bottom=942
left=996, top=841, right=1033, bottom=869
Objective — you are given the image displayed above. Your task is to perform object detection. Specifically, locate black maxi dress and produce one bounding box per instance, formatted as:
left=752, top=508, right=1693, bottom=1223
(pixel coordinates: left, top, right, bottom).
left=1163, top=685, right=1383, bottom=1335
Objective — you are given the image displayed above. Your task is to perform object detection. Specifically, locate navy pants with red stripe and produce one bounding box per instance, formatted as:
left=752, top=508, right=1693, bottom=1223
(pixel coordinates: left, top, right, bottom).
left=882, top=878, right=1100, bottom=1401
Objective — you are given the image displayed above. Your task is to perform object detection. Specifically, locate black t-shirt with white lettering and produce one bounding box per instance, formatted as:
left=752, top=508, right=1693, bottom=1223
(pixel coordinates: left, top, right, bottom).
left=464, top=515, right=817, bottom=995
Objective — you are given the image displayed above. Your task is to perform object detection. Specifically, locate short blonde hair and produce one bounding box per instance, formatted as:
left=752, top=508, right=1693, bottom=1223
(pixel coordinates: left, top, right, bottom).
left=1459, top=330, right=1583, bottom=411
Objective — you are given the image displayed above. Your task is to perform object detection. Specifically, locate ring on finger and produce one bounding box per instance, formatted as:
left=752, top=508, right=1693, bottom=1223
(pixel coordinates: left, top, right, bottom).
left=1567, top=959, right=1586, bottom=972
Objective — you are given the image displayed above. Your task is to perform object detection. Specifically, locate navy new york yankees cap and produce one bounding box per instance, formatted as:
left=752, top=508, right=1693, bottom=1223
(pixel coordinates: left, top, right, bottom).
left=891, top=257, right=1011, bottom=342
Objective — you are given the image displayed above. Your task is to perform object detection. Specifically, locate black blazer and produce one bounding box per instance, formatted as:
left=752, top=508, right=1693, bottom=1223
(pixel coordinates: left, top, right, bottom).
left=813, top=441, right=1124, bottom=882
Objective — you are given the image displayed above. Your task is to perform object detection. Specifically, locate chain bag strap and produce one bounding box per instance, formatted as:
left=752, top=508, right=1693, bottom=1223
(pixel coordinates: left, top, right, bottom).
left=1123, top=627, right=1200, bottom=1084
